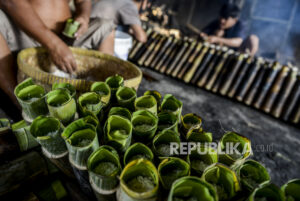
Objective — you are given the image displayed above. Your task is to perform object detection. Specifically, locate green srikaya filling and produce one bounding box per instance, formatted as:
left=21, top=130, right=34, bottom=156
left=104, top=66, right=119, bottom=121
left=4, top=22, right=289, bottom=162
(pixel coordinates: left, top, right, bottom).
left=134, top=124, right=154, bottom=132
left=93, top=161, right=118, bottom=176
left=128, top=154, right=150, bottom=162
left=127, top=176, right=155, bottom=193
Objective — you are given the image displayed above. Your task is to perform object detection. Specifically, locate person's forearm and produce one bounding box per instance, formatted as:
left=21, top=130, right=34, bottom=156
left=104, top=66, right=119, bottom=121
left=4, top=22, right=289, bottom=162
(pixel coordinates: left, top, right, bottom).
left=74, top=0, right=91, bottom=22
left=131, top=24, right=147, bottom=43
left=218, top=37, right=243, bottom=48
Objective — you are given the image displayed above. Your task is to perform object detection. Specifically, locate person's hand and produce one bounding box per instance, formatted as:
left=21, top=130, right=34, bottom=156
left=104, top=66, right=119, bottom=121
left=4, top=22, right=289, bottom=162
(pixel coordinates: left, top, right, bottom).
left=207, top=36, right=221, bottom=44
left=200, top=32, right=208, bottom=40
left=48, top=39, right=77, bottom=74
left=74, top=16, right=89, bottom=39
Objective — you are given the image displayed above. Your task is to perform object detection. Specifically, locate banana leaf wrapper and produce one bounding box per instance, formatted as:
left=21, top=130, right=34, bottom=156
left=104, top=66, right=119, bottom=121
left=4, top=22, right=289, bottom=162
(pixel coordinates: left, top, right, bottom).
left=132, top=110, right=158, bottom=142
left=161, top=94, right=182, bottom=123
left=78, top=92, right=103, bottom=118
left=46, top=89, right=77, bottom=125
left=14, top=78, right=48, bottom=122
left=158, top=157, right=190, bottom=190
left=135, top=95, right=158, bottom=115
left=181, top=113, right=202, bottom=136
left=247, top=183, right=285, bottom=201
left=186, top=129, right=213, bottom=143
left=52, top=82, right=76, bottom=98
left=218, top=132, right=252, bottom=166
left=91, top=82, right=111, bottom=106
left=109, top=107, right=132, bottom=121
left=117, top=159, right=159, bottom=201
left=144, top=90, right=162, bottom=111
left=157, top=111, right=179, bottom=133
left=105, top=75, right=124, bottom=103
left=124, top=142, right=154, bottom=165
left=281, top=179, right=300, bottom=201
left=12, top=120, right=39, bottom=152
left=116, top=86, right=137, bottom=111
left=30, top=116, right=67, bottom=157
left=234, top=160, right=270, bottom=192
left=0, top=118, right=10, bottom=131
left=104, top=115, right=132, bottom=153
left=202, top=163, right=240, bottom=200
left=88, top=145, right=121, bottom=199
left=187, top=146, right=218, bottom=177
left=167, top=176, right=218, bottom=201
left=152, top=130, right=181, bottom=158
left=62, top=116, right=100, bottom=169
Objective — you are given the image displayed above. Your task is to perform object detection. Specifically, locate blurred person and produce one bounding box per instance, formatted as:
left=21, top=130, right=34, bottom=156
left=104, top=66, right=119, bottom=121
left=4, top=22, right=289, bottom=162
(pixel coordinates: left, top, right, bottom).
left=91, top=0, right=148, bottom=43
left=200, top=3, right=259, bottom=56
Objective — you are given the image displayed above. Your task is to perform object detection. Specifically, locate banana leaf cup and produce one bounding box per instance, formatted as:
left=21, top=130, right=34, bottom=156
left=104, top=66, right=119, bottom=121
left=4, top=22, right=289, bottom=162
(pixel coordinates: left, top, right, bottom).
left=158, top=157, right=190, bottom=190
left=0, top=118, right=10, bottom=131
left=144, top=90, right=162, bottom=111
left=161, top=94, right=182, bottom=123
left=202, top=163, right=240, bottom=200
left=181, top=113, right=202, bottom=135
left=281, top=179, right=300, bottom=201
left=186, top=129, right=213, bottom=143
left=105, top=75, right=124, bottom=103
left=218, top=132, right=252, bottom=166
left=187, top=145, right=218, bottom=177
left=135, top=95, right=158, bottom=115
left=108, top=107, right=132, bottom=121
left=88, top=145, right=122, bottom=201
left=78, top=92, right=103, bottom=118
left=124, top=143, right=154, bottom=165
left=104, top=115, right=132, bottom=153
left=157, top=111, right=179, bottom=133
left=117, top=159, right=159, bottom=201
left=91, top=81, right=111, bottom=106
left=234, top=160, right=270, bottom=192
left=167, top=176, right=218, bottom=201
left=14, top=78, right=48, bottom=122
left=52, top=82, right=76, bottom=98
left=116, top=86, right=137, bottom=111
left=46, top=88, right=77, bottom=125
left=247, top=183, right=285, bottom=201
left=152, top=130, right=181, bottom=158
left=132, top=110, right=158, bottom=142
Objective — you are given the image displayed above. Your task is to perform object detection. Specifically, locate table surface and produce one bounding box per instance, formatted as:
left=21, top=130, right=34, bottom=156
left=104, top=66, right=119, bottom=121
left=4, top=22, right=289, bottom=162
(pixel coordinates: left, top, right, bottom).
left=138, top=67, right=300, bottom=186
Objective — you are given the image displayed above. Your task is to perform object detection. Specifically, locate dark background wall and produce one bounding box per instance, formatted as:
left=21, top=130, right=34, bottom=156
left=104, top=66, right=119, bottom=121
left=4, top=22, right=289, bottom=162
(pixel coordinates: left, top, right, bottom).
left=154, top=0, right=300, bottom=67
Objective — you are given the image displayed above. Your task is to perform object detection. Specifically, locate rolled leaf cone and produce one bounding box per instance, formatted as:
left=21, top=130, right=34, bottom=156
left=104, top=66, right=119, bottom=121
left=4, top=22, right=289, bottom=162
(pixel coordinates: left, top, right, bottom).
left=62, top=116, right=100, bottom=169
left=0, top=118, right=10, bottom=131
left=88, top=145, right=122, bottom=201
left=202, top=163, right=240, bottom=200
left=52, top=82, right=76, bottom=98
left=135, top=95, right=158, bottom=115
left=78, top=92, right=103, bottom=118
left=158, top=157, right=190, bottom=190
left=144, top=90, right=162, bottom=111
left=181, top=113, right=202, bottom=135
left=167, top=176, right=218, bottom=201
left=91, top=81, right=111, bottom=105
left=247, top=183, right=285, bottom=201
left=161, top=94, right=182, bottom=123
left=46, top=88, right=77, bottom=125
left=152, top=129, right=181, bottom=158
left=108, top=107, right=132, bottom=121
left=132, top=110, right=158, bottom=141
left=30, top=116, right=67, bottom=157
left=117, top=159, right=159, bottom=201
left=116, top=86, right=137, bottom=111
left=157, top=111, right=178, bottom=133
left=186, top=129, right=213, bottom=143
left=218, top=132, right=252, bottom=166
left=105, top=75, right=124, bottom=103
left=12, top=120, right=39, bottom=152
left=124, top=143, right=154, bottom=165
left=104, top=115, right=132, bottom=153
left=281, top=179, right=300, bottom=201
left=187, top=145, right=218, bottom=177
left=14, top=78, right=48, bottom=122
left=234, top=160, right=270, bottom=192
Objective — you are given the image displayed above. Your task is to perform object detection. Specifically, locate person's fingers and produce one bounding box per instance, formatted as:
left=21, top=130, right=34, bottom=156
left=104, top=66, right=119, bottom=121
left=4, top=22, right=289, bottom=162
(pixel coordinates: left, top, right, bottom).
left=70, top=58, right=77, bottom=72
left=75, top=27, right=83, bottom=39
left=60, top=64, right=67, bottom=73
left=65, top=61, right=74, bottom=74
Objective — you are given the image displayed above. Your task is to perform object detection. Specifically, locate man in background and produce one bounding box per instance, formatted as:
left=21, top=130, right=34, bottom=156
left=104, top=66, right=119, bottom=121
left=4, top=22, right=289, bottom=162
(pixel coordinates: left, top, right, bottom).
left=201, top=3, right=259, bottom=56
left=92, top=0, right=148, bottom=43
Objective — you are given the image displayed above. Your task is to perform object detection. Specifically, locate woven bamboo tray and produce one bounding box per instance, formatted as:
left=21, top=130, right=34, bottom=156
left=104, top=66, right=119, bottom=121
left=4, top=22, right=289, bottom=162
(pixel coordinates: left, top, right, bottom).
left=17, top=47, right=142, bottom=92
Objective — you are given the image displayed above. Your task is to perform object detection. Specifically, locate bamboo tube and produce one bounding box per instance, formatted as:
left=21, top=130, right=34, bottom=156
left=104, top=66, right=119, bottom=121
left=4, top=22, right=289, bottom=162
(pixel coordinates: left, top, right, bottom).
left=144, top=36, right=167, bottom=67
left=159, top=39, right=181, bottom=73
left=129, top=29, right=153, bottom=60
left=282, top=76, right=300, bottom=121
left=131, top=31, right=157, bottom=62
left=151, top=36, right=174, bottom=69
left=137, top=34, right=161, bottom=66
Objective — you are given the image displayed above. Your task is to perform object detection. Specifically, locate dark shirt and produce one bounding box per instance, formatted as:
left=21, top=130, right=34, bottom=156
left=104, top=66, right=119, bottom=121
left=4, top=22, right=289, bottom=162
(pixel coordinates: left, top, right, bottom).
left=203, top=20, right=247, bottom=39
